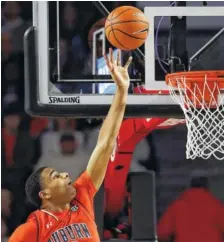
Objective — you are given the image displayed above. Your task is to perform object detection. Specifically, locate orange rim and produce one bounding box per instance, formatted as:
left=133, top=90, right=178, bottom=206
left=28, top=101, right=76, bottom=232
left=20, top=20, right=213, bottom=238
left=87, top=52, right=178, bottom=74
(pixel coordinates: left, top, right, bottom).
left=165, top=70, right=224, bottom=89
left=165, top=71, right=224, bottom=107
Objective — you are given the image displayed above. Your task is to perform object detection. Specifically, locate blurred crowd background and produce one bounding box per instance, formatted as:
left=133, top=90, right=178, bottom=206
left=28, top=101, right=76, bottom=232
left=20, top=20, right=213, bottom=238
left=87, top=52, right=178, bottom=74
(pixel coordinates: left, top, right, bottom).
left=1, top=1, right=224, bottom=241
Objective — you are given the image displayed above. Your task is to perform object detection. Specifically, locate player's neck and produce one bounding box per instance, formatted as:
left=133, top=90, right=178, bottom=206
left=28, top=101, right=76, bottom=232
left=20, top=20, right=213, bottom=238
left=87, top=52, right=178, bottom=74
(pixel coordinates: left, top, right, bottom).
left=41, top=202, right=70, bottom=213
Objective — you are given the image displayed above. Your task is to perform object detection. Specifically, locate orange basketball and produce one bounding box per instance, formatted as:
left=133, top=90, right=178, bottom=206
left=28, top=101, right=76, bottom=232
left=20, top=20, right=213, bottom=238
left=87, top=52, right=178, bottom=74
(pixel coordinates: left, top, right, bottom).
left=105, top=6, right=149, bottom=51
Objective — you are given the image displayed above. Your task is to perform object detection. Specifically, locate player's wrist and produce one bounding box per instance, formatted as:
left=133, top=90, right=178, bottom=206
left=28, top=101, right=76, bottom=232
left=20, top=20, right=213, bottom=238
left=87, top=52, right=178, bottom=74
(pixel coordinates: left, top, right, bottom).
left=116, top=85, right=129, bottom=92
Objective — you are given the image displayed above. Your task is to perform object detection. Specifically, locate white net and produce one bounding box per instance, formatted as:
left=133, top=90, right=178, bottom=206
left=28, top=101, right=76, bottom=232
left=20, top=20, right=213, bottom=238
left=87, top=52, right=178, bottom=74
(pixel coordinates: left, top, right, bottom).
left=167, top=73, right=224, bottom=160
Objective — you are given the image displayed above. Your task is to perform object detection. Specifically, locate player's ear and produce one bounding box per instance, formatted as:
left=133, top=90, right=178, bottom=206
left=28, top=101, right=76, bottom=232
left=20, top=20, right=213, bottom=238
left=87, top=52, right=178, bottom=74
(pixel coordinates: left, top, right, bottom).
left=39, top=190, right=51, bottom=200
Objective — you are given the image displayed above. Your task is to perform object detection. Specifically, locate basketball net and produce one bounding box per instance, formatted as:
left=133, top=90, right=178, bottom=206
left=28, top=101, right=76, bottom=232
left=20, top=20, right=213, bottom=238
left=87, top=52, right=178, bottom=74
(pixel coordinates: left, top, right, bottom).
left=166, top=71, right=224, bottom=160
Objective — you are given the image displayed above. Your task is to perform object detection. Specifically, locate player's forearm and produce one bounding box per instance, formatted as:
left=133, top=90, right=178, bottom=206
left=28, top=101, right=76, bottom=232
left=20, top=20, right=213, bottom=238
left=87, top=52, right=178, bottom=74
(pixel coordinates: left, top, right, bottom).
left=86, top=49, right=131, bottom=190
left=86, top=88, right=128, bottom=190
left=97, top=87, right=128, bottom=147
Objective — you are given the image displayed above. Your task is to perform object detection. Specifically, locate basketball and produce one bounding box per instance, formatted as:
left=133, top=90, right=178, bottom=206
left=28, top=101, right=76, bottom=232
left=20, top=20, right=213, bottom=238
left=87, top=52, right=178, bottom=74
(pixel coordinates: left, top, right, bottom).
left=105, top=6, right=149, bottom=51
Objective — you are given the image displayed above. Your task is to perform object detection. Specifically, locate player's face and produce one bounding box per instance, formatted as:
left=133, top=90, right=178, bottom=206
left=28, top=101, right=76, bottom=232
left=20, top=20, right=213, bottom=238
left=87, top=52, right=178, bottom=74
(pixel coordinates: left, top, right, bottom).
left=41, top=168, right=76, bottom=204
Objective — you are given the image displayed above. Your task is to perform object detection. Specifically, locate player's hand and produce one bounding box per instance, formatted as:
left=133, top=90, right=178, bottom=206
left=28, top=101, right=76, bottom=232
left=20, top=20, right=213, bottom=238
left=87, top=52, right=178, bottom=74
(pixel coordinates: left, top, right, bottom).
left=104, top=48, right=132, bottom=90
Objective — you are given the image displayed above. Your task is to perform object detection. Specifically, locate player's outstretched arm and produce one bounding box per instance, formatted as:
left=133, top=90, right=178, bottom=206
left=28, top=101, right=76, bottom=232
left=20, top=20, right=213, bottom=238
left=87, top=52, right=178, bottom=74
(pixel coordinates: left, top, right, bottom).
left=86, top=48, right=132, bottom=190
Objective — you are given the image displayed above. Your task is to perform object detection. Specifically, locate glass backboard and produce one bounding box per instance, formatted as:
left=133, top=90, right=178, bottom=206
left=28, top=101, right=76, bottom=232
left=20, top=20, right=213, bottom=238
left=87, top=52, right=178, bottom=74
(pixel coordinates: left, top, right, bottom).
left=24, top=1, right=224, bottom=117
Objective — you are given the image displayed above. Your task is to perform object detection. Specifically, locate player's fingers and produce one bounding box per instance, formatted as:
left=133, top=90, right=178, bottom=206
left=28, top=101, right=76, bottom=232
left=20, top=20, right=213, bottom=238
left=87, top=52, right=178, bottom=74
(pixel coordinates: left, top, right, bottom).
left=109, top=48, right=115, bottom=65
left=124, top=56, right=133, bottom=69
left=117, top=49, right=121, bottom=66
left=104, top=53, right=112, bottom=71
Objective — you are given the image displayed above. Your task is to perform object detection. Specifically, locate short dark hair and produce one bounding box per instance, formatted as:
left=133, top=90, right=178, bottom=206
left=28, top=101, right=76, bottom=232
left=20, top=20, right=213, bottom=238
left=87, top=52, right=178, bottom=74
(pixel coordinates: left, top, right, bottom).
left=190, top=176, right=209, bottom=189
left=25, top=167, right=48, bottom=207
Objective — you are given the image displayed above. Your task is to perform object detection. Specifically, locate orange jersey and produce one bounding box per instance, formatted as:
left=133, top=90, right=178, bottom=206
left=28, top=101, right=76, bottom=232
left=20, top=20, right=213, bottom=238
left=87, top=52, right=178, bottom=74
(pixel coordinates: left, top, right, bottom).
left=9, top=171, right=100, bottom=242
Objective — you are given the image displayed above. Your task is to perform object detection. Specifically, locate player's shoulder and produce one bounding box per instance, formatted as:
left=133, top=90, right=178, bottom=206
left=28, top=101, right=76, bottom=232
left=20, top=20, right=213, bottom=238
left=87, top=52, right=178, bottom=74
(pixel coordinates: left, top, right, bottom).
left=74, top=170, right=96, bottom=190
left=73, top=170, right=97, bottom=202
left=9, top=217, right=37, bottom=241
left=15, top=217, right=37, bottom=232
left=74, top=170, right=90, bottom=187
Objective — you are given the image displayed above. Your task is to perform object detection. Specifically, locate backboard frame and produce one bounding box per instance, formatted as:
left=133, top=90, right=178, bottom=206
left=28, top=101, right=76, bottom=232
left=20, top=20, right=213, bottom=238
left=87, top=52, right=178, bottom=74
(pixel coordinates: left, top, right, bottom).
left=24, top=2, right=224, bottom=118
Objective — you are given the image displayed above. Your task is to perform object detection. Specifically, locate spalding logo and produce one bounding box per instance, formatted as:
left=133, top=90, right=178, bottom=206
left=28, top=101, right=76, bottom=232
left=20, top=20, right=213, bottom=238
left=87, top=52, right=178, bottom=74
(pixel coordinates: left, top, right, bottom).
left=133, top=28, right=149, bottom=35
left=49, top=96, right=80, bottom=104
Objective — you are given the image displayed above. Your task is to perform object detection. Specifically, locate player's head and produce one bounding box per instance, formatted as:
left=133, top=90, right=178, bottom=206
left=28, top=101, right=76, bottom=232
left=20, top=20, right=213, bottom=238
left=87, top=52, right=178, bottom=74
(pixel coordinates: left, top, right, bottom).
left=190, top=176, right=209, bottom=189
left=25, top=167, right=76, bottom=208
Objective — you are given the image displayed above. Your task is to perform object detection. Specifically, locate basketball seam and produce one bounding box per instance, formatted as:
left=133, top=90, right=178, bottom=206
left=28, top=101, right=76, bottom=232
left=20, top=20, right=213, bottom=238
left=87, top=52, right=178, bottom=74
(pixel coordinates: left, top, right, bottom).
left=107, top=8, right=133, bottom=22
left=105, top=20, right=149, bottom=31
left=108, top=29, right=112, bottom=41
left=108, top=28, right=147, bottom=40
left=111, top=20, right=130, bottom=50
left=110, top=9, right=130, bottom=50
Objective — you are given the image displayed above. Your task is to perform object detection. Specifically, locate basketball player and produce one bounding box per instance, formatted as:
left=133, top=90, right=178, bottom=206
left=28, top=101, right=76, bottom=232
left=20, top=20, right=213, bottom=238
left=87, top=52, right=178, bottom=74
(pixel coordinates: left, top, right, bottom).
left=9, top=49, right=132, bottom=242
